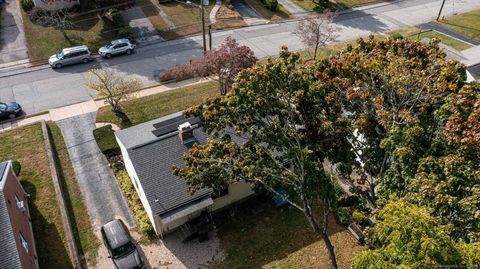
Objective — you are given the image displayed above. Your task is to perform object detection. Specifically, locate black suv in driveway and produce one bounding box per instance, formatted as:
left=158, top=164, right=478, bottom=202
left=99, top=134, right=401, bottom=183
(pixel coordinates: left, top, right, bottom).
left=0, top=102, right=23, bottom=120
left=101, top=219, right=145, bottom=269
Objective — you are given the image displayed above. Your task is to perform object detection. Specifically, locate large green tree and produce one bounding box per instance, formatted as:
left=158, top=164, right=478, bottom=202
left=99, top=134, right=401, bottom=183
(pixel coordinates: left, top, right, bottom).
left=352, top=199, right=480, bottom=269
left=174, top=48, right=354, bottom=269
left=314, top=36, right=466, bottom=203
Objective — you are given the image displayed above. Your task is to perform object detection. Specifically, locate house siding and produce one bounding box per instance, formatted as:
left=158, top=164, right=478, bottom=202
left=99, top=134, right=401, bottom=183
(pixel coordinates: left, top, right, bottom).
left=211, top=180, right=255, bottom=212
left=116, top=137, right=161, bottom=234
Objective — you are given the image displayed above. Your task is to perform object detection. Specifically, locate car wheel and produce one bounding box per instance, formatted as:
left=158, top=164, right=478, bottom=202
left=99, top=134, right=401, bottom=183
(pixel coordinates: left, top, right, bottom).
left=126, top=49, right=132, bottom=55
left=105, top=53, right=112, bottom=59
left=82, top=58, right=89, bottom=64
left=55, top=63, right=62, bottom=69
left=8, top=114, right=15, bottom=119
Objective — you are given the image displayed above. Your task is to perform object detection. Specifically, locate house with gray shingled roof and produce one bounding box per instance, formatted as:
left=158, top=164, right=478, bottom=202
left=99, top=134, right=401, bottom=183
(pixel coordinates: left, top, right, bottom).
left=0, top=161, right=38, bottom=269
left=115, top=112, right=255, bottom=237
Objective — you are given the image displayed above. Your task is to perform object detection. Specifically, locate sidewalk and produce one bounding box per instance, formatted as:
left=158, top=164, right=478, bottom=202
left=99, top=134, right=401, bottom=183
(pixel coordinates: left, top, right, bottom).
left=0, top=77, right=212, bottom=132
left=0, top=0, right=28, bottom=64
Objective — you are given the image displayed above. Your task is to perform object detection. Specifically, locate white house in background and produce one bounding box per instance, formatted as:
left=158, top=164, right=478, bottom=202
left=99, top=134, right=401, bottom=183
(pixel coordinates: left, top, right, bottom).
left=33, top=0, right=79, bottom=11
left=115, top=112, right=255, bottom=237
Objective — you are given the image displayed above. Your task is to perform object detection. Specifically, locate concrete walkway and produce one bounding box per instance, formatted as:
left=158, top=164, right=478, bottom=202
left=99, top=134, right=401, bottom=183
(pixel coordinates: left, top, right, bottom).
left=0, top=0, right=28, bottom=64
left=276, top=0, right=308, bottom=18
left=122, top=6, right=163, bottom=43
left=0, top=77, right=212, bottom=132
left=231, top=0, right=268, bottom=25
left=417, top=22, right=480, bottom=46
left=209, top=0, right=222, bottom=24
left=56, top=112, right=135, bottom=230
left=148, top=0, right=175, bottom=29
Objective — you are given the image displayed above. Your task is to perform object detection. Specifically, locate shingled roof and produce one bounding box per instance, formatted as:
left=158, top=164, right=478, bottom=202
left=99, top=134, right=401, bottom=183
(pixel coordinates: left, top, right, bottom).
left=115, top=113, right=213, bottom=217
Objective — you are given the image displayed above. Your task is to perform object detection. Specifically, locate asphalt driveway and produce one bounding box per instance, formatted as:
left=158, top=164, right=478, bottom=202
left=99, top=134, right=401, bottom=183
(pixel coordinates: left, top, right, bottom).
left=56, top=112, right=135, bottom=230
left=0, top=0, right=28, bottom=64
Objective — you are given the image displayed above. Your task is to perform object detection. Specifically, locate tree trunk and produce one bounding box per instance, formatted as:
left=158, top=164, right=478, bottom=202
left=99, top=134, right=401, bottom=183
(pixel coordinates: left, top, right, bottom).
left=301, top=195, right=338, bottom=269
left=313, top=43, right=319, bottom=60
left=61, top=29, right=71, bottom=43
left=112, top=107, right=131, bottom=126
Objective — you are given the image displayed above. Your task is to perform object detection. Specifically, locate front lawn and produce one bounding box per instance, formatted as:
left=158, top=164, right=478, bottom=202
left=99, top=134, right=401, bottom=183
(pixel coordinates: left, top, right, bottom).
left=0, top=124, right=72, bottom=269
left=215, top=196, right=362, bottom=268
left=289, top=0, right=383, bottom=12
left=388, top=27, right=473, bottom=51
left=96, top=80, right=219, bottom=127
left=244, top=0, right=291, bottom=21
left=437, top=9, right=480, bottom=42
left=20, top=10, right=117, bottom=63
left=47, top=122, right=99, bottom=266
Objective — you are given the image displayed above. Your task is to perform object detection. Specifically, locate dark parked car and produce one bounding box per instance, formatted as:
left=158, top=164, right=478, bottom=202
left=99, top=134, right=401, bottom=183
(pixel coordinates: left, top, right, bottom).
left=0, top=102, right=23, bottom=120
left=101, top=219, right=145, bottom=269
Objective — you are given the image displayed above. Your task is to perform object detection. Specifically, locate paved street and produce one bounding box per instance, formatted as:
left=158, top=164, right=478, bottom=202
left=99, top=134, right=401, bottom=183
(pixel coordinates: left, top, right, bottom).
left=0, top=0, right=479, bottom=115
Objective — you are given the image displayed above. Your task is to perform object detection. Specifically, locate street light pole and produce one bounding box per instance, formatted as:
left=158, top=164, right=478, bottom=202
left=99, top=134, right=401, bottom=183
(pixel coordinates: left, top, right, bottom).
left=436, top=0, right=446, bottom=21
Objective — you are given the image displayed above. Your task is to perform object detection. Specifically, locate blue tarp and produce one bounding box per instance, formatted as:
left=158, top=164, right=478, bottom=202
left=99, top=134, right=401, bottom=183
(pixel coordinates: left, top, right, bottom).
left=274, top=188, right=288, bottom=207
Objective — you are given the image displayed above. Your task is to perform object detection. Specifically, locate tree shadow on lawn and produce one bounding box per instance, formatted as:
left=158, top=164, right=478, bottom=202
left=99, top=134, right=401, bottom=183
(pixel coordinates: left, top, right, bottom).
left=212, top=195, right=357, bottom=268
left=22, top=180, right=73, bottom=269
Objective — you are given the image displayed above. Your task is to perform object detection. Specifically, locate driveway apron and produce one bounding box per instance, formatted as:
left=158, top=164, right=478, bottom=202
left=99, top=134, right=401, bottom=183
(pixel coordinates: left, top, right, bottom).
left=56, top=112, right=135, bottom=230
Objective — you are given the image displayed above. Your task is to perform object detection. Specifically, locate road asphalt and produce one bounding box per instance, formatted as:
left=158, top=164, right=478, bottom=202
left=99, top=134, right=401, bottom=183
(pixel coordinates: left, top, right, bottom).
left=0, top=0, right=479, bottom=115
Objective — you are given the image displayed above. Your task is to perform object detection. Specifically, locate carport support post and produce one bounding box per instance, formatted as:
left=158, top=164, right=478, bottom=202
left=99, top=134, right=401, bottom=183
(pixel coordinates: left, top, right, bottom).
left=201, top=0, right=207, bottom=53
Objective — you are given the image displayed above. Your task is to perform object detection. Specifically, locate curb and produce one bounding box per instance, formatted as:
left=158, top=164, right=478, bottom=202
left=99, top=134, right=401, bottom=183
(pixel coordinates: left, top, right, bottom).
left=41, top=121, right=83, bottom=269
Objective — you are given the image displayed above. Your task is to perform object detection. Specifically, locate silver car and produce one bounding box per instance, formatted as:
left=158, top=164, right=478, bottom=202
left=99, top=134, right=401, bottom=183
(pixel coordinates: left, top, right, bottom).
left=99, top=39, right=135, bottom=59
left=101, top=219, right=145, bottom=269
left=49, top=45, right=93, bottom=69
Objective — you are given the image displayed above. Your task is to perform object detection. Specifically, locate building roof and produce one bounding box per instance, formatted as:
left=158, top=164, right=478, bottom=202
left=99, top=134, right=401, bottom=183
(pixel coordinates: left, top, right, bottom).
left=467, top=63, right=480, bottom=81
left=115, top=113, right=214, bottom=217
left=0, top=161, right=22, bottom=269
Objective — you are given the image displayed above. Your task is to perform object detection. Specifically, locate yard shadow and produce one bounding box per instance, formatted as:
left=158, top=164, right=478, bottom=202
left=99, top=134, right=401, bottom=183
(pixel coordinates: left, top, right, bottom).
left=21, top=180, right=73, bottom=269
left=46, top=125, right=90, bottom=268
left=334, top=8, right=390, bottom=33
left=161, top=195, right=352, bottom=268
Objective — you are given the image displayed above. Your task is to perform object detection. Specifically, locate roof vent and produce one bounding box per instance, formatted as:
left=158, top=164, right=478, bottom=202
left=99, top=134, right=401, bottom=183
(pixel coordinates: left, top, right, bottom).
left=178, top=122, right=195, bottom=146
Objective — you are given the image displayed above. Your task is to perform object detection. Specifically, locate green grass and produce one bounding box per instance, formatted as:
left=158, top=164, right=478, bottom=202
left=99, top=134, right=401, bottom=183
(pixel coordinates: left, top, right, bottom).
left=388, top=27, right=472, bottom=51
left=244, top=0, right=291, bottom=21
left=0, top=124, right=72, bottom=269
left=215, top=196, right=362, bottom=268
left=96, top=80, right=219, bottom=127
left=437, top=9, right=480, bottom=42
left=289, top=0, right=383, bottom=12
left=93, top=125, right=119, bottom=154
left=46, top=122, right=99, bottom=266
left=20, top=10, right=118, bottom=63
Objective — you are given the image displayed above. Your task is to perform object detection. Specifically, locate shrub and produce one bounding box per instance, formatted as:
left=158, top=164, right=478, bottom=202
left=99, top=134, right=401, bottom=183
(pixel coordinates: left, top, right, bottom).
left=28, top=7, right=45, bottom=22
left=390, top=32, right=404, bottom=40
left=93, top=125, right=120, bottom=155
left=336, top=206, right=352, bottom=225
left=21, top=0, right=34, bottom=12
left=11, top=161, right=21, bottom=176
left=260, top=0, right=277, bottom=11
left=116, top=170, right=155, bottom=236
left=352, top=210, right=369, bottom=225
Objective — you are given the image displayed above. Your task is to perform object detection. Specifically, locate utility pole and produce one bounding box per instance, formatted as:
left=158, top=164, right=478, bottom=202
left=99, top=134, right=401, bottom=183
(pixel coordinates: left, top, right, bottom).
left=201, top=0, right=206, bottom=53
left=436, top=0, right=446, bottom=21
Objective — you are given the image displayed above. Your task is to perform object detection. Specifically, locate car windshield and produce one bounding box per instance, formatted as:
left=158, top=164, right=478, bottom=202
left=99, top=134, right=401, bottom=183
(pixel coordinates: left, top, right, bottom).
left=56, top=51, right=64, bottom=59
left=106, top=42, right=114, bottom=48
left=112, top=241, right=135, bottom=258
left=0, top=103, right=6, bottom=111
